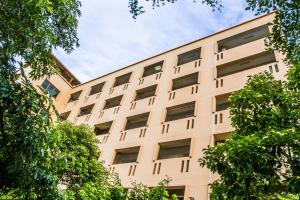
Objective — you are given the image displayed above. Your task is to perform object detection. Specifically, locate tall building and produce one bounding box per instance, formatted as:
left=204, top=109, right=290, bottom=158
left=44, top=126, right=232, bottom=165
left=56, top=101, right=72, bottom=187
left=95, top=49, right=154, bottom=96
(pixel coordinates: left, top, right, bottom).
left=35, top=13, right=288, bottom=199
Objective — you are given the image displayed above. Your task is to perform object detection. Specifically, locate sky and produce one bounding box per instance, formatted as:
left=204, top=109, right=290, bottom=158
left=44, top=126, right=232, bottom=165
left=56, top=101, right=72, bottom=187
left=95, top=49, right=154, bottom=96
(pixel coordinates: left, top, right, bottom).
left=54, top=0, right=256, bottom=83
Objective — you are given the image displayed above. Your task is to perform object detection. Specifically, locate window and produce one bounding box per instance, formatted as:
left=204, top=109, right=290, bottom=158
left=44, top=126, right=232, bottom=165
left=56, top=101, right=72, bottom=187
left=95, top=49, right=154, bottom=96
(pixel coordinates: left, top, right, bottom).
left=215, top=93, right=231, bottom=112
left=177, top=48, right=201, bottom=66
left=114, top=72, right=132, bottom=87
left=94, top=121, right=113, bottom=135
left=217, top=24, right=269, bottom=52
left=142, top=61, right=163, bottom=77
left=167, top=187, right=185, bottom=200
left=68, top=90, right=82, bottom=102
left=165, top=102, right=195, bottom=122
left=41, top=79, right=60, bottom=98
left=60, top=111, right=70, bottom=120
left=78, top=104, right=94, bottom=117
left=214, top=132, right=231, bottom=145
left=113, top=146, right=140, bottom=164
left=125, top=112, right=149, bottom=130
left=217, top=51, right=276, bottom=78
left=135, top=85, right=157, bottom=101
left=89, top=82, right=105, bottom=96
left=172, top=72, right=198, bottom=91
left=104, top=95, right=122, bottom=109
left=157, top=139, right=191, bottom=160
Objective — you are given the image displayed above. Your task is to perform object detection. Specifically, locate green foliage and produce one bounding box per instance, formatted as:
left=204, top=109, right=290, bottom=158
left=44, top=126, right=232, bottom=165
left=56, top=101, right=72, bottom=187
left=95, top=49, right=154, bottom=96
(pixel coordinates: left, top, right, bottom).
left=49, top=122, right=175, bottom=200
left=50, top=121, right=114, bottom=199
left=0, top=0, right=81, bottom=198
left=130, top=0, right=299, bottom=198
left=229, top=73, right=300, bottom=135
left=199, top=72, right=300, bottom=199
left=0, top=70, right=61, bottom=199
left=127, top=178, right=178, bottom=200
left=0, top=0, right=81, bottom=79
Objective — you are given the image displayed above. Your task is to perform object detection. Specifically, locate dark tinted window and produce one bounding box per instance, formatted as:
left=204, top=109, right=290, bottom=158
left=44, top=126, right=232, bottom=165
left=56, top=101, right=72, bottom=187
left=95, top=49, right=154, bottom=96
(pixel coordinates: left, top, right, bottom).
left=114, top=72, right=132, bottom=87
left=94, top=121, right=113, bottom=135
left=158, top=139, right=191, bottom=160
left=172, top=72, right=198, bottom=90
left=41, top=79, right=60, bottom=98
left=89, top=82, right=105, bottom=95
left=142, top=61, right=163, bottom=77
left=165, top=102, right=195, bottom=122
left=68, top=91, right=82, bottom=102
left=113, top=147, right=140, bottom=164
left=177, top=48, right=201, bottom=66
left=135, top=85, right=157, bottom=101
left=125, top=112, right=149, bottom=130
left=78, top=104, right=94, bottom=116
left=104, top=95, right=122, bottom=109
left=60, top=111, right=70, bottom=120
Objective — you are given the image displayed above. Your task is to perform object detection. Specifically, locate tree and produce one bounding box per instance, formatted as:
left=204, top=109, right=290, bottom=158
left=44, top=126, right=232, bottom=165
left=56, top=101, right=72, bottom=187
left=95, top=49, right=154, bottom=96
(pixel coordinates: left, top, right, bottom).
left=127, top=178, right=178, bottom=200
left=199, top=73, right=300, bottom=199
left=0, top=0, right=81, bottom=198
left=128, top=0, right=300, bottom=199
left=49, top=121, right=125, bottom=200
left=51, top=122, right=177, bottom=200
left=0, top=1, right=176, bottom=199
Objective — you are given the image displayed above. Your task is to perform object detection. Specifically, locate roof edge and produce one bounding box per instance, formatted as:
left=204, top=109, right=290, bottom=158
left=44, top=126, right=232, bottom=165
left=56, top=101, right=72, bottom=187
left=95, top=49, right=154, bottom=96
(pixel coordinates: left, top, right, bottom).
left=61, top=11, right=275, bottom=87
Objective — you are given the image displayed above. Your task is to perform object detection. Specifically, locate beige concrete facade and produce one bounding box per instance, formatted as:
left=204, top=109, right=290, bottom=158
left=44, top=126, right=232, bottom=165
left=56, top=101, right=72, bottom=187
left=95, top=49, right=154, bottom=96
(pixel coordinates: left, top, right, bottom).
left=35, top=13, right=288, bottom=199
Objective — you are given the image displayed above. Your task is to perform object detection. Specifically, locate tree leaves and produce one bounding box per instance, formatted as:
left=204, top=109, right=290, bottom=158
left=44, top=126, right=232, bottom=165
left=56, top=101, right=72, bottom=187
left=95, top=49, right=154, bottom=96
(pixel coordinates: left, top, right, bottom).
left=199, top=71, right=300, bottom=199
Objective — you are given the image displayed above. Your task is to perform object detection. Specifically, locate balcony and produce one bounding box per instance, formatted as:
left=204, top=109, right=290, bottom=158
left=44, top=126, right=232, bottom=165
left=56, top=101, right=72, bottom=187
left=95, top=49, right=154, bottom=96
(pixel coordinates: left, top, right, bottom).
left=124, top=112, right=149, bottom=130
left=216, top=38, right=268, bottom=66
left=152, top=139, right=192, bottom=178
left=74, top=104, right=94, bottom=124
left=60, top=111, right=71, bottom=121
left=119, top=126, right=148, bottom=142
left=213, top=132, right=232, bottom=145
left=168, top=73, right=199, bottom=101
left=157, top=139, right=191, bottom=160
left=113, top=146, right=140, bottom=164
left=89, top=82, right=105, bottom=96
left=216, top=24, right=269, bottom=65
left=94, top=121, right=112, bottom=144
left=64, top=90, right=82, bottom=110
left=215, top=52, right=277, bottom=94
left=99, top=106, right=120, bottom=122
left=130, top=85, right=157, bottom=112
left=142, top=61, right=163, bottom=77
left=172, top=47, right=202, bottom=78
left=110, top=146, right=140, bottom=183
left=152, top=157, right=192, bottom=179
left=161, top=116, right=196, bottom=135
left=104, top=95, right=123, bottom=109
left=165, top=101, right=195, bottom=122
left=82, top=82, right=105, bottom=105
left=166, top=187, right=185, bottom=200
left=109, top=72, right=131, bottom=95
left=130, top=96, right=156, bottom=113
left=139, top=62, right=163, bottom=88
left=213, top=109, right=233, bottom=134
left=109, top=162, right=138, bottom=185
left=99, top=96, right=122, bottom=121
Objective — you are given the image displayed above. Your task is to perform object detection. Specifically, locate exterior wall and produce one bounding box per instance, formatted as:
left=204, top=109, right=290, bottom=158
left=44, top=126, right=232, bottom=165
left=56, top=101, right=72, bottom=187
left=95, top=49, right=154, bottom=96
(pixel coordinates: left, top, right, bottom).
left=34, top=13, right=289, bottom=199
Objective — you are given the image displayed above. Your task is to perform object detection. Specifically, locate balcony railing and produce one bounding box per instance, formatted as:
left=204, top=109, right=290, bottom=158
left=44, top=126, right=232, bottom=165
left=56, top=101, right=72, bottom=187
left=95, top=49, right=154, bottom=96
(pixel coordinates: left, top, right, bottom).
left=161, top=116, right=196, bottom=135
left=215, top=62, right=279, bottom=95
left=99, top=106, right=120, bottom=121
left=130, top=97, right=155, bottom=112
left=216, top=38, right=267, bottom=66
left=212, top=109, right=233, bottom=134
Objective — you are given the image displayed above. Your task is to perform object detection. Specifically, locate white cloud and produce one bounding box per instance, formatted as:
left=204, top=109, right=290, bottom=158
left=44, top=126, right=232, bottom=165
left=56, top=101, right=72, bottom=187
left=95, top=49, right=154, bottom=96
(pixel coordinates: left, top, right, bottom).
left=54, top=0, right=255, bottom=82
